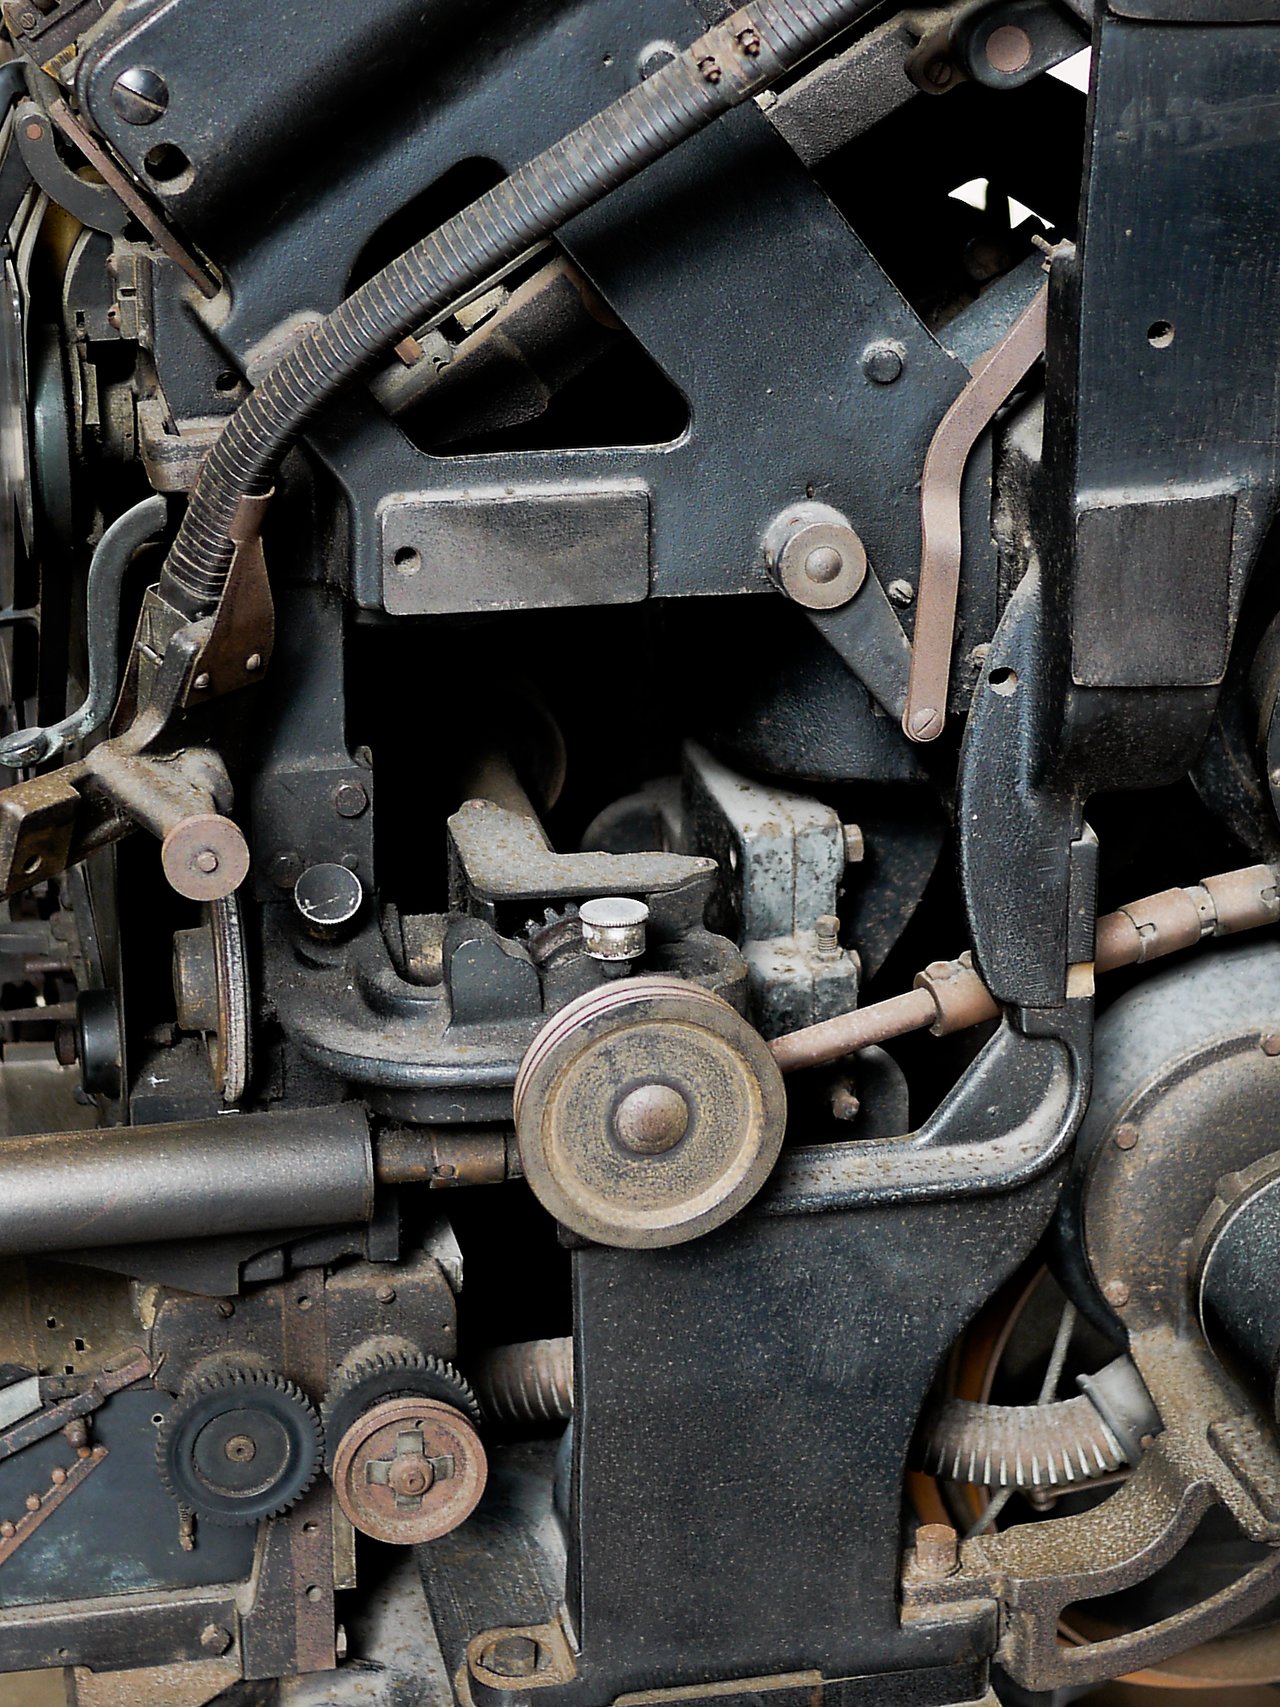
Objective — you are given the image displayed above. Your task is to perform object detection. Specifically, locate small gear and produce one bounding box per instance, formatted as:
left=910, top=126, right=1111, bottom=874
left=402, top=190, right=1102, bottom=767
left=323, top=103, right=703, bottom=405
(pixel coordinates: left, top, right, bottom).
left=157, top=1368, right=323, bottom=1526
left=321, top=1351, right=478, bottom=1470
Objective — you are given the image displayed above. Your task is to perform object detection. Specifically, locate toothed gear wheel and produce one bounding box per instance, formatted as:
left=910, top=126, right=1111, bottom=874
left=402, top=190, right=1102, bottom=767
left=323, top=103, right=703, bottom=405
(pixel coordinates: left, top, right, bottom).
left=158, top=1368, right=322, bottom=1526
left=521, top=904, right=582, bottom=967
left=322, top=1351, right=478, bottom=1469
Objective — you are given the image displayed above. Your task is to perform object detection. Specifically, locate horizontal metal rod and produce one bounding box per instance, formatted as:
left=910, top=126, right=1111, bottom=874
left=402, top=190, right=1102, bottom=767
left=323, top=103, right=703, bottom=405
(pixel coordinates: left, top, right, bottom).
left=0, top=1104, right=372, bottom=1256
left=771, top=862, right=1280, bottom=1073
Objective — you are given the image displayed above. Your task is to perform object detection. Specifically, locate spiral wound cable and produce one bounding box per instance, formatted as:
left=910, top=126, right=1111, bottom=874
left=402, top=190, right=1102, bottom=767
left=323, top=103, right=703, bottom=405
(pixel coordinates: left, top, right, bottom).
left=159, top=0, right=873, bottom=615
left=914, top=1356, right=1162, bottom=1491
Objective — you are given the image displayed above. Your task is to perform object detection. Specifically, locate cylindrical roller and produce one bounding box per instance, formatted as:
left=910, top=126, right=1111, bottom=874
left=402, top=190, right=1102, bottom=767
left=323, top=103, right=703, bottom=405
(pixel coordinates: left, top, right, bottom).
left=0, top=1104, right=372, bottom=1255
left=471, top=1338, right=573, bottom=1430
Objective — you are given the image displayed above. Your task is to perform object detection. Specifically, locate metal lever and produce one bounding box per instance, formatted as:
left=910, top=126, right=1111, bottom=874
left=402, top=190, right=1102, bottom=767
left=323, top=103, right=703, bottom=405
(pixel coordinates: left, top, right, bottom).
left=902, top=282, right=1048, bottom=743
left=0, top=495, right=168, bottom=768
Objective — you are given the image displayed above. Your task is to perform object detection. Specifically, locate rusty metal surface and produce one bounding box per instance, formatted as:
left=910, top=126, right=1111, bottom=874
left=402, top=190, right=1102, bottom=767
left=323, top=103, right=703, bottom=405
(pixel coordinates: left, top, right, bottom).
left=0, top=1348, right=149, bottom=1461
left=0, top=1441, right=106, bottom=1563
left=332, top=1395, right=487, bottom=1545
left=770, top=861, right=1280, bottom=1074
left=903, top=283, right=1048, bottom=743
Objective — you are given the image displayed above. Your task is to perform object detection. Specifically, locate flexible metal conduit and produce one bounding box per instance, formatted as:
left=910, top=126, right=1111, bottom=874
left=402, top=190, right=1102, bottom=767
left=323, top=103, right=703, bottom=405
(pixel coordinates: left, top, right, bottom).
left=771, top=862, right=1280, bottom=1073
left=915, top=1356, right=1161, bottom=1490
left=159, top=0, right=873, bottom=614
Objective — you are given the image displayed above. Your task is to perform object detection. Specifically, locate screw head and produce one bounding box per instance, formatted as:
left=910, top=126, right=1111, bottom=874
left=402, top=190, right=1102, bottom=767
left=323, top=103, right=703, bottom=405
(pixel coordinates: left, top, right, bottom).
left=334, top=780, right=369, bottom=819
left=1262, top=1031, right=1280, bottom=1057
left=375, top=1284, right=396, bottom=1304
left=924, top=56, right=953, bottom=88
left=888, top=578, right=915, bottom=607
left=1113, top=1122, right=1139, bottom=1150
left=862, top=340, right=905, bottom=384
left=1104, top=1278, right=1130, bottom=1310
left=200, top=1623, right=231, bottom=1655
left=907, top=705, right=943, bottom=741
left=111, top=65, right=170, bottom=124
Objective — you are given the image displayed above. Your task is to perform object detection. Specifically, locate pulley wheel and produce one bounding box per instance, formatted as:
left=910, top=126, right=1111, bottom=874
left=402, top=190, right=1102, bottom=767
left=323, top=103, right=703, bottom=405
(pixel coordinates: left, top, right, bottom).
left=514, top=977, right=786, bottom=1248
left=331, top=1396, right=487, bottom=1545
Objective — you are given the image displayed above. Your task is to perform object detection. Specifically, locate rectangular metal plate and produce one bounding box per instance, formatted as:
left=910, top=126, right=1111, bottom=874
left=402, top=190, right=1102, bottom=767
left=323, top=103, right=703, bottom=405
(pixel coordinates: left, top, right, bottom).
left=378, top=483, right=650, bottom=616
left=1071, top=490, right=1236, bottom=687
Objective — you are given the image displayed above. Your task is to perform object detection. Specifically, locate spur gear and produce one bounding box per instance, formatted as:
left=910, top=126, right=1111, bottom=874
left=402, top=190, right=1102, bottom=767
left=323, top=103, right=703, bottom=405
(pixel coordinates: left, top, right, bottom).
left=158, top=1368, right=322, bottom=1526
left=321, top=1350, right=478, bottom=1469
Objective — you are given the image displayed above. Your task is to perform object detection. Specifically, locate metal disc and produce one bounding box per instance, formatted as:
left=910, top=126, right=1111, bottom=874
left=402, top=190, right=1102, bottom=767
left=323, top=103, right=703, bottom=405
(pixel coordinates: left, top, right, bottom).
left=332, top=1395, right=487, bottom=1545
left=514, top=977, right=786, bottom=1248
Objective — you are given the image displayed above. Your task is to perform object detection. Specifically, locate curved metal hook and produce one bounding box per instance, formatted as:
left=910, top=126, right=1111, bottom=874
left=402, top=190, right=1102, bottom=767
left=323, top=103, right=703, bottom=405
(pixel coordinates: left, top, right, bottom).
left=0, top=494, right=168, bottom=768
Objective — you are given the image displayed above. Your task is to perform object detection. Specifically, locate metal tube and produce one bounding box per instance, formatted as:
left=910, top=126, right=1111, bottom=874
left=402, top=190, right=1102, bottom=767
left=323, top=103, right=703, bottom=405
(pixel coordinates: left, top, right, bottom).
left=770, top=862, right=1280, bottom=1074
left=374, top=1126, right=519, bottom=1189
left=0, top=1104, right=372, bottom=1255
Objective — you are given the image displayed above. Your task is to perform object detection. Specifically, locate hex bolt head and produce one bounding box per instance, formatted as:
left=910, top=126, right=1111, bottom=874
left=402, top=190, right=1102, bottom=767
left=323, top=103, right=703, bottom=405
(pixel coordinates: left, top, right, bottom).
left=111, top=65, right=170, bottom=124
left=862, top=340, right=906, bottom=384
left=842, top=823, right=865, bottom=864
left=915, top=1523, right=959, bottom=1577
left=482, top=1635, right=542, bottom=1678
left=334, top=780, right=369, bottom=819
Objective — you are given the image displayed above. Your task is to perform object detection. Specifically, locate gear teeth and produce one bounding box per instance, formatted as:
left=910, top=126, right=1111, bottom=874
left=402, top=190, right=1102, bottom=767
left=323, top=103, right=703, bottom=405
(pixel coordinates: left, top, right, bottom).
left=321, top=1350, right=479, bottom=1471
left=157, top=1366, right=323, bottom=1526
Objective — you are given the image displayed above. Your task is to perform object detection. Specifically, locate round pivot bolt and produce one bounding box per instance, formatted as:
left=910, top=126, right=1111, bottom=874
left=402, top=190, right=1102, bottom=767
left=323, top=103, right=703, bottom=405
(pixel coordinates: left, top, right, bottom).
left=862, top=340, right=905, bottom=384
left=162, top=814, right=250, bottom=902
left=293, top=863, right=364, bottom=939
left=331, top=1395, right=487, bottom=1545
left=984, top=23, right=1033, bottom=74
left=579, top=897, right=648, bottom=962
left=110, top=66, right=170, bottom=123
left=515, top=977, right=787, bottom=1248
left=613, top=1083, right=689, bottom=1154
left=764, top=502, right=868, bottom=611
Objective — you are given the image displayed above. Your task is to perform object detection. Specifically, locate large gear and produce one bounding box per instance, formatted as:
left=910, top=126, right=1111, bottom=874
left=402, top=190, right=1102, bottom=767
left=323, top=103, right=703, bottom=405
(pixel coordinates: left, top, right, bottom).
left=321, top=1350, right=479, bottom=1470
left=157, top=1368, right=323, bottom=1527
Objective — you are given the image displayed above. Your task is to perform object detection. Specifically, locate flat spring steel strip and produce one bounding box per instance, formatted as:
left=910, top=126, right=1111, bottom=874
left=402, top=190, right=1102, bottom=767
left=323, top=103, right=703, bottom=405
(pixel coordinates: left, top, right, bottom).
left=902, top=282, right=1049, bottom=743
